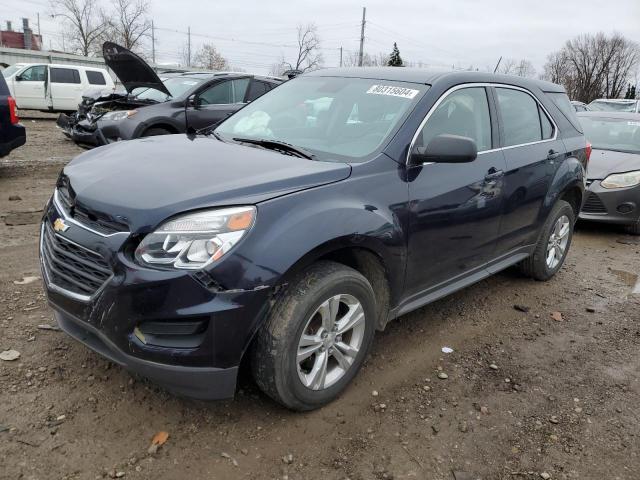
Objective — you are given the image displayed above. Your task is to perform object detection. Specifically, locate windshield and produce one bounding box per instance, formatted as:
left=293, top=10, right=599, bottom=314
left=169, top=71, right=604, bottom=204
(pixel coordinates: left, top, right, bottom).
left=588, top=100, right=638, bottom=113
left=215, top=76, right=428, bottom=161
left=2, top=65, right=23, bottom=78
left=135, top=77, right=204, bottom=102
left=580, top=116, right=640, bottom=154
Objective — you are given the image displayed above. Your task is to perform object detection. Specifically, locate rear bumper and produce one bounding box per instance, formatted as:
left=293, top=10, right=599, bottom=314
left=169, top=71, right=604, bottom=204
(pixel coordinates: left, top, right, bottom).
left=579, top=180, right=640, bottom=226
left=0, top=124, right=26, bottom=157
left=54, top=308, right=238, bottom=400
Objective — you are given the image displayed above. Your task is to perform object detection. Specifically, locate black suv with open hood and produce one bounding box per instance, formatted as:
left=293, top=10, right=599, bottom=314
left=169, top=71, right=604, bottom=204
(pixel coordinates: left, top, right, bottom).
left=58, top=42, right=282, bottom=146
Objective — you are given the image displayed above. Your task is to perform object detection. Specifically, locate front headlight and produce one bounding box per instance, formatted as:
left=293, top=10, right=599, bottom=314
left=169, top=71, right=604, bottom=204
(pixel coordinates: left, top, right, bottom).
left=101, top=110, right=137, bottom=121
left=135, top=206, right=256, bottom=270
left=601, top=171, right=640, bottom=189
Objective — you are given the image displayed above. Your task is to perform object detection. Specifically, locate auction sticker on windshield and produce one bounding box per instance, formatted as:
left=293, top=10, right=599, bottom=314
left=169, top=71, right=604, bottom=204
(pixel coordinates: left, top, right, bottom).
left=366, top=85, right=419, bottom=99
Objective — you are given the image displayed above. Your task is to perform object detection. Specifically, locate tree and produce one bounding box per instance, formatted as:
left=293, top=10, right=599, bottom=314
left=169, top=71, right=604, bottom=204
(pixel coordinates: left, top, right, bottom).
left=102, top=0, right=151, bottom=53
left=387, top=43, right=403, bottom=67
left=193, top=43, right=230, bottom=71
left=495, top=58, right=536, bottom=77
left=282, top=23, right=323, bottom=72
left=50, top=0, right=106, bottom=56
left=543, top=33, right=640, bottom=102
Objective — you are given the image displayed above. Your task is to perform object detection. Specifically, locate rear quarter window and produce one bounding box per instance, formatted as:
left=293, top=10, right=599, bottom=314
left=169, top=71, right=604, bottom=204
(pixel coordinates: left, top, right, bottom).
left=86, top=70, right=106, bottom=85
left=547, top=92, right=583, bottom=133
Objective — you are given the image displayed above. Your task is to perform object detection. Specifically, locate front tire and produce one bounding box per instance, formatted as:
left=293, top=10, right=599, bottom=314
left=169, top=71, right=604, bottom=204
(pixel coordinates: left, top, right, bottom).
left=519, top=200, right=575, bottom=281
left=251, top=261, right=376, bottom=411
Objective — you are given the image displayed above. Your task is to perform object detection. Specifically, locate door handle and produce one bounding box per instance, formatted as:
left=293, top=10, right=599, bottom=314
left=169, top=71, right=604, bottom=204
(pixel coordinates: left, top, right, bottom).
left=485, top=168, right=504, bottom=181
left=547, top=149, right=561, bottom=160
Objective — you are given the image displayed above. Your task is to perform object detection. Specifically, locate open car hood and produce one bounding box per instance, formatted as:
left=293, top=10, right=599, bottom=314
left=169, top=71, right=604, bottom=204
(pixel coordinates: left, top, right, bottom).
left=102, top=42, right=170, bottom=96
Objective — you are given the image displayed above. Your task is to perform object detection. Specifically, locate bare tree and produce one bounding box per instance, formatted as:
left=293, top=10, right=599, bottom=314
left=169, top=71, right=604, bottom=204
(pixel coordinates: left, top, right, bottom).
left=495, top=58, right=535, bottom=77
left=50, top=0, right=106, bottom=56
left=193, top=43, right=230, bottom=71
left=283, top=23, right=323, bottom=72
left=102, top=0, right=151, bottom=53
left=343, top=51, right=388, bottom=67
left=544, top=33, right=640, bottom=102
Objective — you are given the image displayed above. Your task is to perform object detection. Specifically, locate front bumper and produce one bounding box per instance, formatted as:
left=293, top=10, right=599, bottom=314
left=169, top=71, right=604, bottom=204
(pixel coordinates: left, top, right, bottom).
left=39, top=197, right=272, bottom=400
left=57, top=113, right=107, bottom=147
left=579, top=180, right=640, bottom=226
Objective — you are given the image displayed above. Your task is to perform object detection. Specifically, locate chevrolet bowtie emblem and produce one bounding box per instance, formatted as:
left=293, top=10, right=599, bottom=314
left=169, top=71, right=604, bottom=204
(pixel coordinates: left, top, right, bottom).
left=53, top=218, right=70, bottom=233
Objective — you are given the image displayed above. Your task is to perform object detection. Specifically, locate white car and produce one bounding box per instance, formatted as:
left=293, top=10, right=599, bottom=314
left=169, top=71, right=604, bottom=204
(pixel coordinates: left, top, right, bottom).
left=1, top=63, right=115, bottom=112
left=588, top=98, right=640, bottom=114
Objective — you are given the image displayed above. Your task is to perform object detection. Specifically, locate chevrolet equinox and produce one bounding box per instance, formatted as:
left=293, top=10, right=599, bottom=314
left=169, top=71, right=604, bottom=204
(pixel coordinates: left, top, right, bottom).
left=40, top=68, right=588, bottom=410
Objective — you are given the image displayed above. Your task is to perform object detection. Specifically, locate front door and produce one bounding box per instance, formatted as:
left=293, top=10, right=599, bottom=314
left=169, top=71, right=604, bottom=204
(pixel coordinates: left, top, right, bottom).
left=12, top=65, right=47, bottom=109
left=188, top=78, right=250, bottom=130
left=405, top=86, right=506, bottom=299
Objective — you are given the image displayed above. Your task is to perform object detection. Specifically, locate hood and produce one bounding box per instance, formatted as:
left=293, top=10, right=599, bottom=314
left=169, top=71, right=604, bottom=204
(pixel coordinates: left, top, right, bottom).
left=62, top=135, right=351, bottom=232
left=586, top=148, right=640, bottom=180
left=103, top=42, right=170, bottom=96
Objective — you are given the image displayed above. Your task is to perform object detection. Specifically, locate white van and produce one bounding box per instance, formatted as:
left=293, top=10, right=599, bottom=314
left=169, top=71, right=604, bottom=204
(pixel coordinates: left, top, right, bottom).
left=2, top=63, right=115, bottom=112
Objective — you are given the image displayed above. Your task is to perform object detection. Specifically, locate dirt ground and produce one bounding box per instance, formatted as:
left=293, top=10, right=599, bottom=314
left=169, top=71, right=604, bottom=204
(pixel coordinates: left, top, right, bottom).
left=1, top=118, right=639, bottom=480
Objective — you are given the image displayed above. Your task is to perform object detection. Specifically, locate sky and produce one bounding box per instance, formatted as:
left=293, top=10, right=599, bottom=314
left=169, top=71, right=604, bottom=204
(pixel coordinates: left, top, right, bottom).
left=2, top=0, right=640, bottom=77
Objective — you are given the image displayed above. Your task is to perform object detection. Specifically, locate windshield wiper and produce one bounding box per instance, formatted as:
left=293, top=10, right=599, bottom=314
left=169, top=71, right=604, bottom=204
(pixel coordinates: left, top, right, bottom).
left=232, top=137, right=315, bottom=160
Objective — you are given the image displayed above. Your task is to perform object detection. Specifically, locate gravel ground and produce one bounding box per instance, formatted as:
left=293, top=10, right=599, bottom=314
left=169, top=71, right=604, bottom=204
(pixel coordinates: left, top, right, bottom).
left=1, top=119, right=639, bottom=480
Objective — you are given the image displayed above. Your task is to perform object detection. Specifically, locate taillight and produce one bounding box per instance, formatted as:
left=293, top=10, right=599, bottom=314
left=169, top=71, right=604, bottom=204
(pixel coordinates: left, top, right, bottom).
left=8, top=96, right=19, bottom=125
left=585, top=141, right=592, bottom=163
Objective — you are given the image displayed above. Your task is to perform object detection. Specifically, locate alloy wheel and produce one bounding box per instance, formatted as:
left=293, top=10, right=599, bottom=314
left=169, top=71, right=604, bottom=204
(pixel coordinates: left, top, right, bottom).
left=546, top=214, right=570, bottom=269
left=296, top=294, right=366, bottom=391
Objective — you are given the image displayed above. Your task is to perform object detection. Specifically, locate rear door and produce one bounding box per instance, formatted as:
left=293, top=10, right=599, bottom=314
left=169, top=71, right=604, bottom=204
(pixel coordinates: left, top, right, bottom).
left=188, top=78, right=251, bottom=130
left=405, top=86, right=506, bottom=297
left=492, top=86, right=565, bottom=252
left=49, top=67, right=84, bottom=111
left=12, top=65, right=47, bottom=109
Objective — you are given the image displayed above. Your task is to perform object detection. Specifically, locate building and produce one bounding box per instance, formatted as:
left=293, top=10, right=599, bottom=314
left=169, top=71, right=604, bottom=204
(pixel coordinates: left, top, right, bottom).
left=0, top=19, right=42, bottom=51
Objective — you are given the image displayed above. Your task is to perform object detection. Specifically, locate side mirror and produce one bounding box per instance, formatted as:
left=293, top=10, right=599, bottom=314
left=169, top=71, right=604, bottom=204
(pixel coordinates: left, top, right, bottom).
left=186, top=94, right=199, bottom=109
left=409, top=134, right=478, bottom=165
left=15, top=74, right=23, bottom=81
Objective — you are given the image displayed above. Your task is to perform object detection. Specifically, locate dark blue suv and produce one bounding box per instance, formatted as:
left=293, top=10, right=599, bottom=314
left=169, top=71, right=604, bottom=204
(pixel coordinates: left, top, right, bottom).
left=40, top=68, right=588, bottom=410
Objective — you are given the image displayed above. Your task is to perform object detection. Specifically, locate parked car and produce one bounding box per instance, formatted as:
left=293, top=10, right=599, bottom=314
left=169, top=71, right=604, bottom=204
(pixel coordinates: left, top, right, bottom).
left=588, top=98, right=640, bottom=113
left=0, top=72, right=25, bottom=157
left=2, top=62, right=114, bottom=112
left=40, top=68, right=588, bottom=410
left=577, top=111, right=640, bottom=234
left=571, top=100, right=589, bottom=112
left=57, top=42, right=282, bottom=146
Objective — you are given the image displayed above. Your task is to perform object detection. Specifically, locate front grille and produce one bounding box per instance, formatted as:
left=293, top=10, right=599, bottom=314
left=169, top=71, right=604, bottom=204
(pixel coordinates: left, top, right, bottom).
left=582, top=192, right=607, bottom=214
left=41, top=222, right=113, bottom=299
left=56, top=185, right=128, bottom=235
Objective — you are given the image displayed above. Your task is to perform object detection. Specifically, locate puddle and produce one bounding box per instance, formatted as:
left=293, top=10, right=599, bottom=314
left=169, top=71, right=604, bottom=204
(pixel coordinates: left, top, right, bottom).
left=612, top=269, right=640, bottom=295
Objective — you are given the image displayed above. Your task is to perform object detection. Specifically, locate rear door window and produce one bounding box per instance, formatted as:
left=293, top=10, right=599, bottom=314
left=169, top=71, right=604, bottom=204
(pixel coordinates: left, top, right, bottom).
left=418, top=87, right=492, bottom=151
left=496, top=88, right=544, bottom=146
left=86, top=70, right=106, bottom=85
left=51, top=68, right=81, bottom=84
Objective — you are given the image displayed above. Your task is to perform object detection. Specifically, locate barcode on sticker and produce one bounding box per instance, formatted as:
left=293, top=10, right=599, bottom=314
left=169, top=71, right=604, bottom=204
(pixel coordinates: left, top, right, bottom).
left=366, top=85, right=419, bottom=99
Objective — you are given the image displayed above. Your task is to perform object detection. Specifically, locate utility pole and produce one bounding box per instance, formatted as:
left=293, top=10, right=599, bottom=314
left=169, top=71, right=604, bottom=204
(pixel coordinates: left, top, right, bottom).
left=339, top=46, right=343, bottom=67
left=37, top=12, right=41, bottom=36
left=151, top=20, right=156, bottom=65
left=187, top=26, right=191, bottom=67
left=358, top=7, right=366, bottom=67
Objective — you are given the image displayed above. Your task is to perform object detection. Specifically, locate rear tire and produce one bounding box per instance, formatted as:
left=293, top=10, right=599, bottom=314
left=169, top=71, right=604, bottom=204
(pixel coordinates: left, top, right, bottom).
left=624, top=222, right=640, bottom=235
left=250, top=261, right=376, bottom=411
left=519, top=200, right=575, bottom=281
left=142, top=127, right=171, bottom=137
